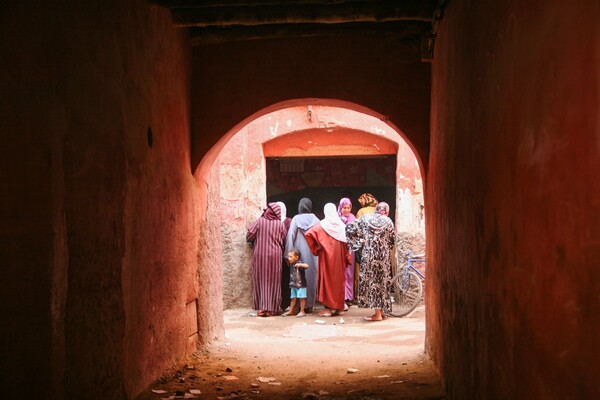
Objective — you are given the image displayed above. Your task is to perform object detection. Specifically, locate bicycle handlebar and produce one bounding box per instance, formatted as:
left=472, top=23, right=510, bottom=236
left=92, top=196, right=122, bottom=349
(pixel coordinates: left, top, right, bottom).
left=406, top=251, right=425, bottom=259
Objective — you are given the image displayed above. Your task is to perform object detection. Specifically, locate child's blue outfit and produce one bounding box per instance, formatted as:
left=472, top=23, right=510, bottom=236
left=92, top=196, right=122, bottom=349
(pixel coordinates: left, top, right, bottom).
left=289, top=260, right=307, bottom=299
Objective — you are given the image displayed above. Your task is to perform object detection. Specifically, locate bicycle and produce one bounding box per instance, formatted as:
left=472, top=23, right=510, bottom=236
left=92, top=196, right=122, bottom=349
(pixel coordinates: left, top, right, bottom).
left=388, top=252, right=425, bottom=317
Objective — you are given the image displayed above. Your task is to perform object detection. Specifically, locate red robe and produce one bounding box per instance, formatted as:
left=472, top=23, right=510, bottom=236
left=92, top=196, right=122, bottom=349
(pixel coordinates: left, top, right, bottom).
left=305, top=222, right=348, bottom=311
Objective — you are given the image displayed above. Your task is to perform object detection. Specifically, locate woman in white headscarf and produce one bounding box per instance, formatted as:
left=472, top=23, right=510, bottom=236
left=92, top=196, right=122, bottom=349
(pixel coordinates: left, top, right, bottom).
left=276, top=201, right=293, bottom=310
left=276, top=201, right=292, bottom=231
left=305, top=203, right=350, bottom=316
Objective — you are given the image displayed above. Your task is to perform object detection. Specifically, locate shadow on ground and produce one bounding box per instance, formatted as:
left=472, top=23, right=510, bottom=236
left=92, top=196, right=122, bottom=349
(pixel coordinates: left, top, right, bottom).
left=136, top=305, right=445, bottom=400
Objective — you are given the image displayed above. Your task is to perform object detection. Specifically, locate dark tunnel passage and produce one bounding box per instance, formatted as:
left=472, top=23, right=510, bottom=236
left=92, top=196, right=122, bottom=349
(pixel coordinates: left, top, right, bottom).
left=2, top=1, right=599, bottom=399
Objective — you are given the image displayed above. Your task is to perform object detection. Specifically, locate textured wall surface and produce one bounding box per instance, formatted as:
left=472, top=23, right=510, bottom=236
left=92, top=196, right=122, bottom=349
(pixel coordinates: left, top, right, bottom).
left=427, top=0, right=600, bottom=398
left=196, top=164, right=226, bottom=346
left=191, top=37, right=431, bottom=172
left=5, top=0, right=598, bottom=398
left=0, top=1, right=211, bottom=398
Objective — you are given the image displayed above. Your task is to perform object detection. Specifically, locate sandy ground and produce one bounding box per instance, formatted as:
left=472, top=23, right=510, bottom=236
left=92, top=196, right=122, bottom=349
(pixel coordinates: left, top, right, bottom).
left=136, top=305, right=444, bottom=400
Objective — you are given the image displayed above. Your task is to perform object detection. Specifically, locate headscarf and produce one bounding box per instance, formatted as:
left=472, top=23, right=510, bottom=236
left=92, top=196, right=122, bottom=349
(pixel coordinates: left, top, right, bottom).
left=358, top=193, right=378, bottom=208
left=298, top=197, right=313, bottom=214
left=337, top=197, right=356, bottom=224
left=363, top=210, right=393, bottom=231
left=294, top=198, right=319, bottom=231
left=320, top=203, right=347, bottom=242
left=262, top=202, right=282, bottom=221
left=376, top=202, right=390, bottom=216
left=276, top=201, right=287, bottom=221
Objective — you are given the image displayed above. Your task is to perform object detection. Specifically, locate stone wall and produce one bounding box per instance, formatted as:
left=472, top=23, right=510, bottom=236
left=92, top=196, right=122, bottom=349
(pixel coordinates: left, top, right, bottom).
left=196, top=165, right=226, bottom=346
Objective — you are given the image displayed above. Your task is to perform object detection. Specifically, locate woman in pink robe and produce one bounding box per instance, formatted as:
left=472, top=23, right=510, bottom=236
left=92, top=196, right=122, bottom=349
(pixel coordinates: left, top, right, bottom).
left=305, top=203, right=349, bottom=316
left=338, top=197, right=356, bottom=308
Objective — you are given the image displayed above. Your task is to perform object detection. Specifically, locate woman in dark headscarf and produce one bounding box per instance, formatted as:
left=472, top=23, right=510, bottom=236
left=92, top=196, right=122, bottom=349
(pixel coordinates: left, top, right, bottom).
left=346, top=202, right=395, bottom=321
left=247, top=202, right=287, bottom=317
left=285, top=198, right=320, bottom=313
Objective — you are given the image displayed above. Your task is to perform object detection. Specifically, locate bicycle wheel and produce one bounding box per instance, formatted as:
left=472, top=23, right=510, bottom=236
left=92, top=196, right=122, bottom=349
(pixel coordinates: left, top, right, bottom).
left=388, top=270, right=423, bottom=317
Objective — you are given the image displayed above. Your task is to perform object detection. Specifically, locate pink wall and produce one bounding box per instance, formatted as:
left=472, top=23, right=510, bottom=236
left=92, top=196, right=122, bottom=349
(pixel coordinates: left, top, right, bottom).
left=427, top=0, right=600, bottom=398
left=0, top=1, right=208, bottom=398
left=215, top=104, right=424, bottom=221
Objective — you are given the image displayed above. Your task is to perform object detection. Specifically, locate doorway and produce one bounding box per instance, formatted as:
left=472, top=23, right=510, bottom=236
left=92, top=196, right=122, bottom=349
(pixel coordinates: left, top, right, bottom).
left=266, top=156, right=397, bottom=221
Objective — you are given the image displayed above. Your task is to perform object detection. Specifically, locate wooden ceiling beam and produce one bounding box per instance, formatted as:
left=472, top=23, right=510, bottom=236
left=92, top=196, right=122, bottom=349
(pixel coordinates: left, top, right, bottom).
left=169, top=1, right=437, bottom=27
left=188, top=21, right=429, bottom=45
left=151, top=0, right=415, bottom=9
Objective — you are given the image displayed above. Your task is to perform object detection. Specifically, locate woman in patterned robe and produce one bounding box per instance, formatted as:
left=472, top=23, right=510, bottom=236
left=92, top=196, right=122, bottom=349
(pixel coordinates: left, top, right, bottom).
left=353, top=193, right=379, bottom=297
left=345, top=202, right=395, bottom=321
left=246, top=202, right=287, bottom=316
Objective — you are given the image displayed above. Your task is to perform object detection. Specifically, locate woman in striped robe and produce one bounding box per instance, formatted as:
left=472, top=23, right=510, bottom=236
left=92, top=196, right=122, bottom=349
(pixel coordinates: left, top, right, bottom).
left=246, top=202, right=287, bottom=317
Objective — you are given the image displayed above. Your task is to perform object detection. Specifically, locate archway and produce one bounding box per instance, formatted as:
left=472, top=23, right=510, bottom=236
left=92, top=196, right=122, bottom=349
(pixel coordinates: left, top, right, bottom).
left=201, top=101, right=425, bottom=310
left=162, top=99, right=439, bottom=399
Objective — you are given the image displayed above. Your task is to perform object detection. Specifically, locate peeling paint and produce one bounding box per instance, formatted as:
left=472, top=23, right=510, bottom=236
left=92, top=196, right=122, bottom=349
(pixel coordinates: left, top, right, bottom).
left=370, top=126, right=386, bottom=135
left=269, top=121, right=279, bottom=136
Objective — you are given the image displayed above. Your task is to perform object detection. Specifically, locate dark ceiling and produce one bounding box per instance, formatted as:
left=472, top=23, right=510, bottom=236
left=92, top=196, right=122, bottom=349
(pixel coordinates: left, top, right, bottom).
left=150, top=0, right=446, bottom=60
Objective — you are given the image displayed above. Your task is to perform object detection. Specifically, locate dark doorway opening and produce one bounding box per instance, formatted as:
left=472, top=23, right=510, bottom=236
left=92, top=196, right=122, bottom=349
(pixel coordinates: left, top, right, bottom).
left=266, top=155, right=397, bottom=220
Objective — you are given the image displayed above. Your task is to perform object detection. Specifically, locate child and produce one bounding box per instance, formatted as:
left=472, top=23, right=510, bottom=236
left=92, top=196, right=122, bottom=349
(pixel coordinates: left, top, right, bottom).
left=282, top=249, right=309, bottom=318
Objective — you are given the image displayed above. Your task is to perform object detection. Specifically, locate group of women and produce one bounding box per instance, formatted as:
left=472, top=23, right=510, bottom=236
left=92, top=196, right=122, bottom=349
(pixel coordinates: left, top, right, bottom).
left=246, top=193, right=395, bottom=321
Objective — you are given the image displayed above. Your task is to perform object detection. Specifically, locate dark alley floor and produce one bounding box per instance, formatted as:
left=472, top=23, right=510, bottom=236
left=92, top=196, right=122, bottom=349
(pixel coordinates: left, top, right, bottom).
left=136, top=304, right=444, bottom=400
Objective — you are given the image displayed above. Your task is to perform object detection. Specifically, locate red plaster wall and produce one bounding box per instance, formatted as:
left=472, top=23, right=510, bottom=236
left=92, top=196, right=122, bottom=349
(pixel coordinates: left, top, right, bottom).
left=427, top=0, right=600, bottom=398
left=0, top=1, right=211, bottom=398
left=5, top=0, right=598, bottom=398
left=263, top=128, right=398, bottom=156
left=191, top=37, right=431, bottom=172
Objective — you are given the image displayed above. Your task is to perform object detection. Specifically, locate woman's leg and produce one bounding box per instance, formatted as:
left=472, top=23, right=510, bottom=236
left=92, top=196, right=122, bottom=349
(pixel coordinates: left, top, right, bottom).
left=364, top=308, right=384, bottom=321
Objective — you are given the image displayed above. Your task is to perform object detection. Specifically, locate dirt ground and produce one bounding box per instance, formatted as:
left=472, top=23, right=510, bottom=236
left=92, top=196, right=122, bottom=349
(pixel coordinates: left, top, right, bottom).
left=136, top=305, right=444, bottom=400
